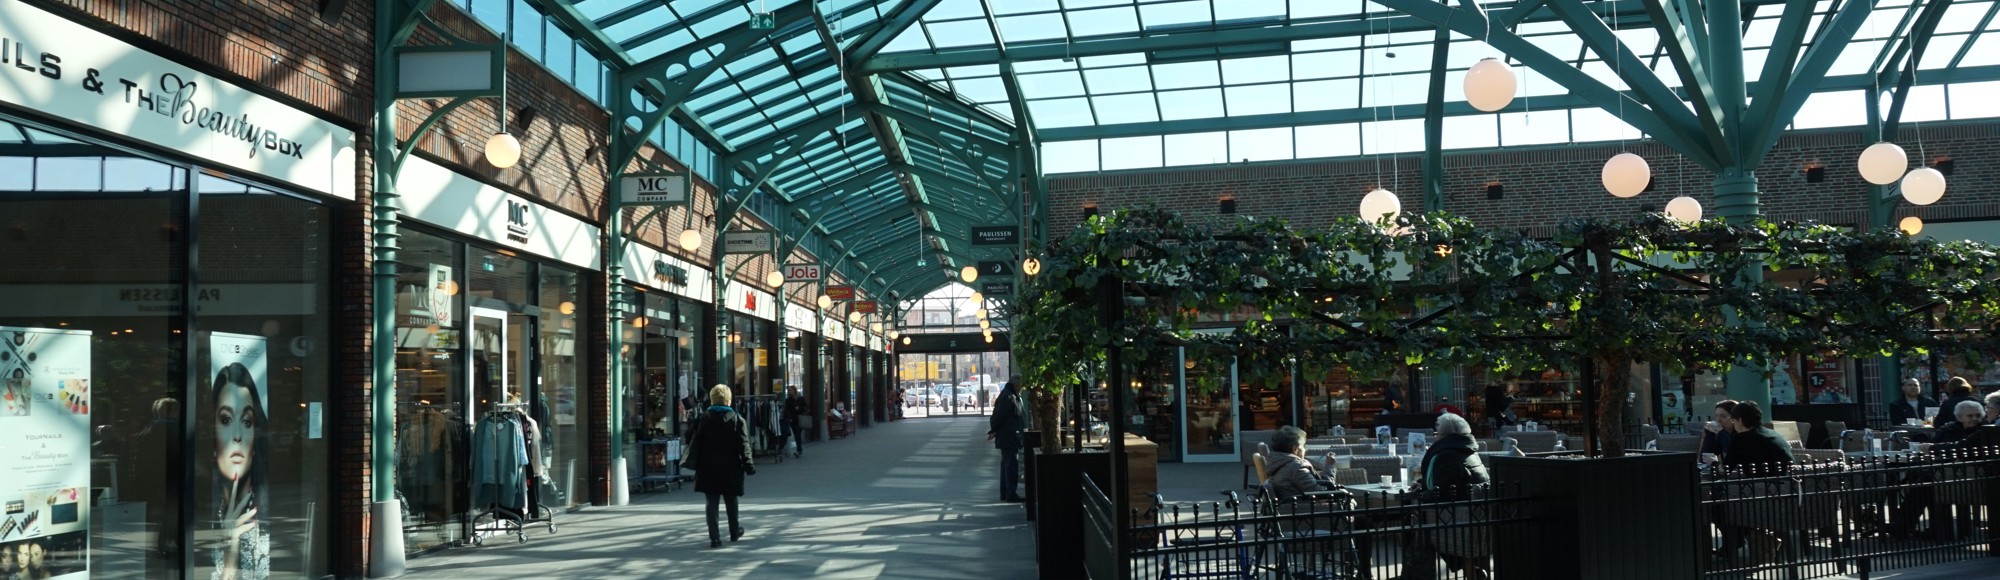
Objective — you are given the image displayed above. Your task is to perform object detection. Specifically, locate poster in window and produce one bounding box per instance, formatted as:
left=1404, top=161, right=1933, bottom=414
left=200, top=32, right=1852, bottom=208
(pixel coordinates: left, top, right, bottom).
left=1770, top=359, right=1799, bottom=405
left=205, top=332, right=270, bottom=580
left=1805, top=356, right=1851, bottom=404
left=0, top=326, right=92, bottom=580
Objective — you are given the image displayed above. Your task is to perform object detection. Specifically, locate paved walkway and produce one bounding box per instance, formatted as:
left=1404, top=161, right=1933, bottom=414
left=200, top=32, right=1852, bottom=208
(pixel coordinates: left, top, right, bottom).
left=401, top=417, right=1033, bottom=580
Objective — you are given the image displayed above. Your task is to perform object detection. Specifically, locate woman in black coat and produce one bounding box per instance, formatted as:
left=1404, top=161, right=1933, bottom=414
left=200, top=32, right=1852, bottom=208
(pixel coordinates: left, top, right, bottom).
left=1418, top=413, right=1491, bottom=500
left=686, top=385, right=755, bottom=548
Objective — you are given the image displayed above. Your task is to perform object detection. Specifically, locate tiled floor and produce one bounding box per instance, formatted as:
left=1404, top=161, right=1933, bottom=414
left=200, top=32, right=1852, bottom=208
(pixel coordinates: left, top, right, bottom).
left=400, top=417, right=1034, bottom=579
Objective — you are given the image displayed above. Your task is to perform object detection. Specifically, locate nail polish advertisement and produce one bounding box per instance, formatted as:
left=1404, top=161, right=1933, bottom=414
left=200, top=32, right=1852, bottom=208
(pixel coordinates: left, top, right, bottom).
left=206, top=332, right=270, bottom=580
left=0, top=326, right=92, bottom=580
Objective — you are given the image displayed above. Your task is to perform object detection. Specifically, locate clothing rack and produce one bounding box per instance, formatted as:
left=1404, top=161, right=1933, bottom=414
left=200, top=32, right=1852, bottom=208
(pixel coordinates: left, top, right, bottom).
left=737, top=394, right=787, bottom=463
left=468, top=404, right=558, bottom=545
left=633, top=436, right=687, bottom=492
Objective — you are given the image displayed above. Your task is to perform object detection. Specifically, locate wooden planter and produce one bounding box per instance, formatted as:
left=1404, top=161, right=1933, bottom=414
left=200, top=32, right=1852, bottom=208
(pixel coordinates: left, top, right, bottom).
left=1032, top=449, right=1110, bottom=580
left=1489, top=452, right=1701, bottom=580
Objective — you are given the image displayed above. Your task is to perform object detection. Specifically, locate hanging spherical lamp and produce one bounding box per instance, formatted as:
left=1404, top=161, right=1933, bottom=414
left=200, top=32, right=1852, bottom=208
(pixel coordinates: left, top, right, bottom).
left=1899, top=216, right=1925, bottom=236
left=1463, top=58, right=1518, bottom=113
left=1358, top=188, right=1401, bottom=225
left=765, top=270, right=784, bottom=288
left=1022, top=257, right=1042, bottom=276
left=678, top=229, right=702, bottom=252
left=1602, top=153, right=1651, bottom=198
left=848, top=311, right=862, bottom=324
left=485, top=132, right=522, bottom=168
left=1899, top=167, right=1947, bottom=205
left=901, top=336, right=911, bottom=345
left=1857, top=142, right=1908, bottom=186
left=984, top=333, right=994, bottom=344
left=1664, top=196, right=1704, bottom=223
left=961, top=265, right=979, bottom=283
left=976, top=309, right=988, bottom=319
left=978, top=319, right=990, bottom=330
left=969, top=291, right=984, bottom=305
left=889, top=329, right=900, bottom=340
left=817, top=295, right=833, bottom=310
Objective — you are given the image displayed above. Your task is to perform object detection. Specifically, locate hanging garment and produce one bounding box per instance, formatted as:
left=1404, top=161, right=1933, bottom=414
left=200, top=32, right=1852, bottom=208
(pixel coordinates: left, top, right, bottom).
left=472, top=414, right=529, bottom=510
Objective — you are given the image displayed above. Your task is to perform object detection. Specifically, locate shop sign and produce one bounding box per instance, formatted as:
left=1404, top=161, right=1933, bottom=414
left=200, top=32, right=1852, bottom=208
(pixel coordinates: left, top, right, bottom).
left=498, top=198, right=536, bottom=244
left=783, top=263, right=822, bottom=282
left=978, top=260, right=1015, bottom=277
left=0, top=1, right=354, bottom=199
left=722, top=231, right=774, bottom=254
left=981, top=281, right=1014, bottom=297
left=743, top=292, right=758, bottom=312
left=971, top=225, right=1019, bottom=246
left=653, top=260, right=688, bottom=287
left=0, top=284, right=317, bottom=317
left=825, top=285, right=855, bottom=301
left=618, top=172, right=688, bottom=205
left=852, top=301, right=877, bottom=313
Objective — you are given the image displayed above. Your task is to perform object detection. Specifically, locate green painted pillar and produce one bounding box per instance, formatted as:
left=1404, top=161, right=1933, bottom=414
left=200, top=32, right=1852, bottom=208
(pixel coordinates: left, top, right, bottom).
left=1714, top=171, right=1771, bottom=413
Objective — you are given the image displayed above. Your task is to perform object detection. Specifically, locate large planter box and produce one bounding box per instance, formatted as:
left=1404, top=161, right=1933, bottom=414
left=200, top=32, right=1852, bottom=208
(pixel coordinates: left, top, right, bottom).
left=1489, top=452, right=1700, bottom=580
left=1023, top=430, right=1041, bottom=521
left=1032, top=449, right=1110, bottom=580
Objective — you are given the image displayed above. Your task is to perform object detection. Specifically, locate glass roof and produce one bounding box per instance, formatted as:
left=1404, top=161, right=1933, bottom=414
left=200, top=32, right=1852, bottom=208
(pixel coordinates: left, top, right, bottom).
left=529, top=0, right=2000, bottom=299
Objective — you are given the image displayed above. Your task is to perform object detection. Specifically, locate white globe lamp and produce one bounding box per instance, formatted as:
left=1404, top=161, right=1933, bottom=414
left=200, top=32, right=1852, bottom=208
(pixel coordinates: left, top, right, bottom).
left=969, top=291, right=984, bottom=305
left=1664, top=196, right=1703, bottom=223
left=1857, top=142, right=1907, bottom=186
left=765, top=270, right=784, bottom=288
left=1358, top=189, right=1401, bottom=225
left=817, top=295, right=832, bottom=310
left=1900, top=167, right=1946, bottom=205
left=848, top=311, right=861, bottom=324
left=1899, top=216, right=1925, bottom=236
left=485, top=132, right=522, bottom=168
left=1463, top=58, right=1517, bottom=112
left=678, top=229, right=702, bottom=251
left=961, top=265, right=979, bottom=283
left=1023, top=257, right=1042, bottom=276
left=1602, top=153, right=1650, bottom=198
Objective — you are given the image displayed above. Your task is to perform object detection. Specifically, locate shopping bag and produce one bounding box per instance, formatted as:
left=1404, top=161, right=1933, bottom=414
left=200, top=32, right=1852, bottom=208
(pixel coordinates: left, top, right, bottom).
left=785, top=439, right=799, bottom=456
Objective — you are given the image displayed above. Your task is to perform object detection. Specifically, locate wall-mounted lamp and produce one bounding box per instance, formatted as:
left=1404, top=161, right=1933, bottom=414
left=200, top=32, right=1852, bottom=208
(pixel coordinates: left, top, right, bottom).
left=1485, top=182, right=1504, bottom=200
left=1082, top=204, right=1099, bottom=219
left=1802, top=163, right=1826, bottom=183
left=1218, top=195, right=1237, bottom=214
left=1932, top=156, right=1955, bottom=177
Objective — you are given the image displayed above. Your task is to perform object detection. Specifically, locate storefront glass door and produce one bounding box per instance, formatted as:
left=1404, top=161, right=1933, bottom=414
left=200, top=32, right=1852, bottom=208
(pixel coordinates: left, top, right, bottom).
left=1180, top=344, right=1240, bottom=462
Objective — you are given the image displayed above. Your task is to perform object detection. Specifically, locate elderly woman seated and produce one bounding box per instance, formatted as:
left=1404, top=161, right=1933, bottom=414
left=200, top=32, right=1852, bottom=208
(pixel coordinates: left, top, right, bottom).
left=1263, top=426, right=1338, bottom=500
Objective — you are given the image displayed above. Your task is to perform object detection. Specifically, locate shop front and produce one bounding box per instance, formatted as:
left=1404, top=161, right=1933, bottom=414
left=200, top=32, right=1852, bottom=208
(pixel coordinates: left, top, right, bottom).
left=0, top=2, right=358, bottom=578
left=721, top=284, right=778, bottom=399
left=615, top=243, right=712, bottom=485
left=387, top=156, right=597, bottom=555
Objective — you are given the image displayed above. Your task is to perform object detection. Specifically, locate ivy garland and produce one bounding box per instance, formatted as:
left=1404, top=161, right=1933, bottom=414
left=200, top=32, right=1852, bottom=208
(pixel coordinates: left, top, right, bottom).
left=1012, top=206, right=2000, bottom=455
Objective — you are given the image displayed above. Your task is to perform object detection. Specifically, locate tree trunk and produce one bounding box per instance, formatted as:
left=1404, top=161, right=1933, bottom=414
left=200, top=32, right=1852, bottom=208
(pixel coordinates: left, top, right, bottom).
left=1597, top=352, right=1632, bottom=457
left=1029, top=385, right=1065, bottom=452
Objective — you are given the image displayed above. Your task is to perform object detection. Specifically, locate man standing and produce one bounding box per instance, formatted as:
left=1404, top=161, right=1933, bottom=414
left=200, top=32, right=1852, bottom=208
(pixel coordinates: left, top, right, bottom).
left=987, top=377, right=1027, bottom=502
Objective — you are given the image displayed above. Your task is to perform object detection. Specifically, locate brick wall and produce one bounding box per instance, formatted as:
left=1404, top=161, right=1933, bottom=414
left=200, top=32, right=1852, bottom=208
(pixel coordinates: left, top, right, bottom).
left=335, top=129, right=376, bottom=579
left=1049, top=121, right=2000, bottom=236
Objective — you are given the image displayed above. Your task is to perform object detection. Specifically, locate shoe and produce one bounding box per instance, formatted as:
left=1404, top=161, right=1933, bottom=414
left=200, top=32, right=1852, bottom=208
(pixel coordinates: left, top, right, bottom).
left=730, top=527, right=745, bottom=542
left=709, top=538, right=722, bottom=548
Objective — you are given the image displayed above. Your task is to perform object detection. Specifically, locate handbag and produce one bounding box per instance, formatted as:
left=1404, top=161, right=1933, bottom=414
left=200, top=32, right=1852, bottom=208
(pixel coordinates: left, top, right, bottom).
left=679, top=419, right=702, bottom=471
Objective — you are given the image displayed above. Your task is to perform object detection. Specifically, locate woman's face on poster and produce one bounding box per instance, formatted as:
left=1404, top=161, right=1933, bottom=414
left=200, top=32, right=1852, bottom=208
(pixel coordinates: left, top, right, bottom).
left=214, top=381, right=258, bottom=481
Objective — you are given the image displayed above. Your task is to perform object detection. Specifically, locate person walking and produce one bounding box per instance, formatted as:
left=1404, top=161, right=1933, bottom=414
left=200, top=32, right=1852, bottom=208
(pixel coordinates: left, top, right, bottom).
left=987, top=378, right=1027, bottom=502
left=685, top=385, right=755, bottom=548
left=781, top=386, right=806, bottom=458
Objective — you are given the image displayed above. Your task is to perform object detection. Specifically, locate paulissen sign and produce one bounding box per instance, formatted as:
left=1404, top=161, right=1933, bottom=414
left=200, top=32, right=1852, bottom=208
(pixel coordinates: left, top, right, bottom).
left=0, top=1, right=351, bottom=198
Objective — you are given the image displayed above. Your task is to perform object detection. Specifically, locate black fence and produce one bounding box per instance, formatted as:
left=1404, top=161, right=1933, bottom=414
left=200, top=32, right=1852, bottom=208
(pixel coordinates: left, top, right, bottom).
left=1091, top=477, right=1531, bottom=580
left=1077, top=448, right=2000, bottom=580
left=1699, top=449, right=2000, bottom=579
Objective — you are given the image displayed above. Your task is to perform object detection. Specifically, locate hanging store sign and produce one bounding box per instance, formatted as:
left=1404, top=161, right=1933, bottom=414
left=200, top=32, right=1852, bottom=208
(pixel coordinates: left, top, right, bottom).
left=722, top=231, right=775, bottom=254
left=399, top=156, right=601, bottom=270
left=978, top=260, right=1016, bottom=277
left=618, top=172, right=689, bottom=206
left=971, top=225, right=1019, bottom=246
left=981, top=281, right=1015, bottom=297
left=852, top=301, right=878, bottom=314
left=0, top=1, right=355, bottom=200
left=783, top=263, right=822, bottom=282
left=825, top=285, right=855, bottom=301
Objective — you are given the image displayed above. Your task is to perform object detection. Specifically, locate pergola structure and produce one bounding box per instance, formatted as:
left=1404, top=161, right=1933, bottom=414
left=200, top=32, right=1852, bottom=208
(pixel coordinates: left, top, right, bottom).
left=525, top=0, right=1999, bottom=305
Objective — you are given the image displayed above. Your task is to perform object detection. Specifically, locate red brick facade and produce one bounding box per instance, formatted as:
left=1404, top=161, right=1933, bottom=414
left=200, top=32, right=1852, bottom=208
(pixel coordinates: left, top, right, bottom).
left=1049, top=121, right=2000, bottom=236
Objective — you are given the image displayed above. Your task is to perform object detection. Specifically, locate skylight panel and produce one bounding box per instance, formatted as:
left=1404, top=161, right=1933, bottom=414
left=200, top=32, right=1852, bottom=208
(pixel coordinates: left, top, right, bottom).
left=1229, top=128, right=1293, bottom=161
left=1014, top=59, right=1078, bottom=73
left=1139, top=1, right=1213, bottom=28
left=1067, top=6, right=1140, bottom=37
left=992, top=0, right=1061, bottom=16
left=1100, top=136, right=1164, bottom=170
left=880, top=28, right=936, bottom=53
left=1083, top=66, right=1155, bottom=94
left=1360, top=118, right=1423, bottom=154
left=689, top=6, right=749, bottom=37
left=1294, top=123, right=1360, bottom=159
left=1939, top=2, right=1993, bottom=33
left=1500, top=110, right=1570, bottom=146
left=575, top=0, right=637, bottom=21
left=1951, top=81, right=2000, bottom=118
left=1292, top=37, right=1361, bottom=52
left=1357, top=73, right=1426, bottom=107
left=952, top=77, right=1012, bottom=102
left=1744, top=19, right=1780, bottom=48
left=1041, top=140, right=1099, bottom=173
left=999, top=13, right=1071, bottom=42
left=1920, top=35, right=1968, bottom=68
left=1224, top=84, right=1292, bottom=115
left=1215, top=0, right=1286, bottom=21
left=1293, top=0, right=1367, bottom=19
left=1028, top=97, right=1098, bottom=127
left=1151, top=62, right=1221, bottom=89
left=1093, top=94, right=1162, bottom=123
left=1895, top=85, right=1949, bottom=123
left=1827, top=39, right=1885, bottom=76
left=1221, top=55, right=1291, bottom=85
left=1081, top=53, right=1149, bottom=68
left=1790, top=90, right=1865, bottom=129
left=1441, top=115, right=1499, bottom=150
left=1293, top=51, right=1361, bottom=80
left=1164, top=132, right=1228, bottom=166
left=1966, top=35, right=2000, bottom=65
left=1157, top=88, right=1225, bottom=120
left=927, top=0, right=987, bottom=21
left=1569, top=107, right=1640, bottom=142
left=927, top=19, right=999, bottom=48
left=1294, top=79, right=1360, bottom=111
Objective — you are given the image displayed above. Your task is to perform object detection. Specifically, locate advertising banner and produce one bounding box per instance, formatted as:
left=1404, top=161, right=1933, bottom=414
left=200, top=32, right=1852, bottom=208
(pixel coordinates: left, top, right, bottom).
left=618, top=173, right=689, bottom=205
left=0, top=326, right=93, bottom=580
left=825, top=286, right=855, bottom=301
left=205, top=332, right=269, bottom=580
left=722, top=231, right=775, bottom=254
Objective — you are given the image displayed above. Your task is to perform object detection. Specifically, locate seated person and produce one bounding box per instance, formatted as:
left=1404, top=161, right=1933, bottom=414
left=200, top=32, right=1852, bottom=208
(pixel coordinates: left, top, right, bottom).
left=1415, top=413, right=1490, bottom=501
left=1986, top=391, right=2000, bottom=425
left=1721, top=402, right=1795, bottom=472
left=1931, top=400, right=1991, bottom=449
left=1263, top=426, right=1333, bottom=500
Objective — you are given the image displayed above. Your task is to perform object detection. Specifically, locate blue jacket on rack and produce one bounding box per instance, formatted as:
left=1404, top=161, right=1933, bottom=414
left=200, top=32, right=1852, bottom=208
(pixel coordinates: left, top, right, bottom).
left=472, top=414, right=529, bottom=510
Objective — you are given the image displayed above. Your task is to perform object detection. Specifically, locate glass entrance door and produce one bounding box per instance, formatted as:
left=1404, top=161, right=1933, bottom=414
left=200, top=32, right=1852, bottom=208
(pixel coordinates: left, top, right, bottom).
left=1180, top=344, right=1240, bottom=462
left=470, top=308, right=512, bottom=410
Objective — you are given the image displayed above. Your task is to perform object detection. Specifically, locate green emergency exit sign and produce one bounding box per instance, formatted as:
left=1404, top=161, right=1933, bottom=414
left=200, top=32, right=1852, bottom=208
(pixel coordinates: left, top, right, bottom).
left=750, top=12, right=776, bottom=30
